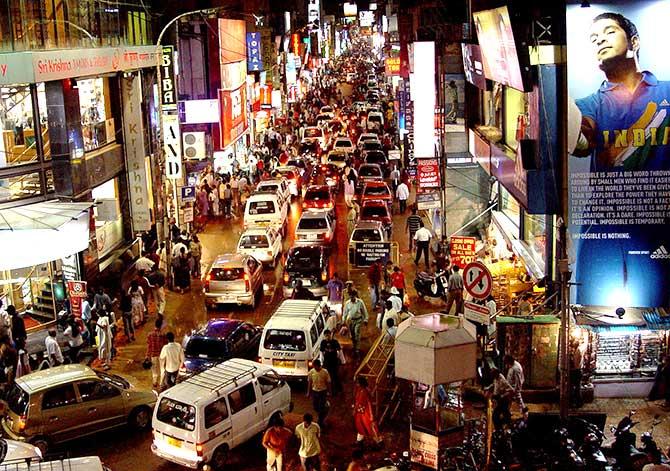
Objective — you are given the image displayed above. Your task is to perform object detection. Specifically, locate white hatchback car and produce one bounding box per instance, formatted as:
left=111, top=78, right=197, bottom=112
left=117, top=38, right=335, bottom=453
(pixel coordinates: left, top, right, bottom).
left=357, top=133, right=381, bottom=149
left=332, top=136, right=355, bottom=154
left=237, top=227, right=283, bottom=268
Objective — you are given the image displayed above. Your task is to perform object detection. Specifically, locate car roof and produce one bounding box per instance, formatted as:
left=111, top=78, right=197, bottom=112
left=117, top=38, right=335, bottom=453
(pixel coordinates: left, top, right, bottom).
left=239, top=227, right=271, bottom=236
left=257, top=179, right=285, bottom=186
left=200, top=318, right=244, bottom=338
left=299, top=210, right=330, bottom=220
left=334, top=136, right=352, bottom=142
left=248, top=192, right=280, bottom=202
left=364, top=181, right=389, bottom=188
left=353, top=220, right=384, bottom=229
left=362, top=199, right=390, bottom=207
left=161, top=359, right=273, bottom=405
left=275, top=165, right=298, bottom=172
left=287, top=244, right=324, bottom=257
left=305, top=184, right=331, bottom=192
left=212, top=253, right=249, bottom=267
left=266, top=300, right=324, bottom=329
left=359, top=163, right=382, bottom=170
left=17, top=364, right=98, bottom=393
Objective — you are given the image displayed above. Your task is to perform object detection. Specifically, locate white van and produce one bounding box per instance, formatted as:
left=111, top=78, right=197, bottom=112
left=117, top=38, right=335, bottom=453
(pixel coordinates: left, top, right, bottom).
left=151, top=359, right=291, bottom=470
left=258, top=300, right=329, bottom=379
left=244, top=193, right=288, bottom=235
left=1, top=457, right=111, bottom=471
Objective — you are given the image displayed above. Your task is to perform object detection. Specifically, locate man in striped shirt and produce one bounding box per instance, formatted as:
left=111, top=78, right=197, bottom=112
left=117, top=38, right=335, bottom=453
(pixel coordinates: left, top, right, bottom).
left=406, top=207, right=422, bottom=252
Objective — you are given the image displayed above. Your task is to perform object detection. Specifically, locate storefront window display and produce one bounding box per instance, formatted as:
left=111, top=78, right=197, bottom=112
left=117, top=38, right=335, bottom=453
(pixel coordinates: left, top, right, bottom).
left=78, top=78, right=114, bottom=153
left=499, top=185, right=520, bottom=229
left=92, top=178, right=124, bottom=259
left=503, top=86, right=525, bottom=151
left=0, top=172, right=42, bottom=203
left=0, top=84, right=51, bottom=167
left=524, top=213, right=547, bottom=264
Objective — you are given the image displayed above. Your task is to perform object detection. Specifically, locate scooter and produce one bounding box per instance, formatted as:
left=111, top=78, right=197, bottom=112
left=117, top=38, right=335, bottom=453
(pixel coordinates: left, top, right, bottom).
left=640, top=416, right=668, bottom=466
left=372, top=451, right=411, bottom=471
left=413, top=269, right=449, bottom=299
left=602, top=411, right=649, bottom=471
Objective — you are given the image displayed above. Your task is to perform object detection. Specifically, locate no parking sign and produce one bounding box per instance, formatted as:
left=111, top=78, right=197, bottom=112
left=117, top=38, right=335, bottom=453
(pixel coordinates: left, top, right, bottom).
left=463, top=261, right=493, bottom=300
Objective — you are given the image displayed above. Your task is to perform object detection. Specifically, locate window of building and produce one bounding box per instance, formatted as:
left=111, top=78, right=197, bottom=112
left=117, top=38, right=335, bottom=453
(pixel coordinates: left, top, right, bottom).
left=124, top=10, right=151, bottom=45
left=0, top=172, right=42, bottom=203
left=503, top=87, right=525, bottom=152
left=77, top=78, right=114, bottom=153
left=524, top=213, right=547, bottom=262
left=0, top=85, right=49, bottom=167
left=499, top=185, right=520, bottom=229
left=92, top=178, right=123, bottom=259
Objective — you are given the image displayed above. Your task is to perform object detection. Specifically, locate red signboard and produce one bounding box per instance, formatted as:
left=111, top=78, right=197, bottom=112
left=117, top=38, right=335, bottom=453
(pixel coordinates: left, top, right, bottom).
left=219, top=19, right=247, bottom=64
left=219, top=85, right=248, bottom=148
left=450, top=236, right=477, bottom=268
left=385, top=57, right=400, bottom=76
left=417, top=158, right=440, bottom=189
left=66, top=280, right=88, bottom=319
left=291, top=34, right=301, bottom=55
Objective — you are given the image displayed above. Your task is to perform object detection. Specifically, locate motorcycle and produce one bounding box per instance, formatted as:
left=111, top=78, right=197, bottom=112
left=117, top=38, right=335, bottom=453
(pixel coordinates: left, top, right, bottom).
left=413, top=269, right=449, bottom=299
left=602, top=411, right=649, bottom=471
left=372, top=451, right=411, bottom=471
left=640, top=416, right=668, bottom=466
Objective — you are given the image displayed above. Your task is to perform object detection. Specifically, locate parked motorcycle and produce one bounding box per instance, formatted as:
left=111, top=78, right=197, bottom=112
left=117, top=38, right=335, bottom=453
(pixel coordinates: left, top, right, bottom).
left=372, top=451, right=411, bottom=471
left=640, top=416, right=668, bottom=466
left=602, top=411, right=649, bottom=471
left=413, top=269, right=449, bottom=299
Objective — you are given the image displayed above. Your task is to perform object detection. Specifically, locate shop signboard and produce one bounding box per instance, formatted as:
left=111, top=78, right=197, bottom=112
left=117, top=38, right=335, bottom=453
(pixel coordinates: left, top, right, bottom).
left=163, top=114, right=182, bottom=179
left=219, top=85, right=248, bottom=148
left=67, top=280, right=87, bottom=320
left=352, top=242, right=392, bottom=267
left=388, top=149, right=401, bottom=160
left=567, top=1, right=670, bottom=308
left=404, top=92, right=415, bottom=173
left=450, top=236, right=477, bottom=268
left=385, top=57, right=400, bottom=76
left=461, top=44, right=487, bottom=90
left=122, top=74, right=151, bottom=232
left=261, top=28, right=274, bottom=84
left=464, top=301, right=490, bottom=325
left=359, top=10, right=374, bottom=28
left=219, top=19, right=246, bottom=64
left=417, top=158, right=440, bottom=189
left=410, top=428, right=438, bottom=469
left=416, top=190, right=441, bottom=210
left=291, top=34, right=301, bottom=55
left=246, top=32, right=263, bottom=72
left=183, top=206, right=194, bottom=224
left=160, top=46, right=177, bottom=110
left=412, top=42, right=436, bottom=159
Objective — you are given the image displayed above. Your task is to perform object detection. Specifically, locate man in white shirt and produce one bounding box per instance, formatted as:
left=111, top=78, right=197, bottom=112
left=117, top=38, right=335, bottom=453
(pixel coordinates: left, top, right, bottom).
left=159, top=332, right=185, bottom=389
left=504, top=354, right=525, bottom=412
left=171, top=240, right=187, bottom=258
left=487, top=368, right=514, bottom=429
left=395, top=181, right=409, bottom=214
left=295, top=413, right=321, bottom=471
left=413, top=222, right=433, bottom=268
left=45, top=329, right=64, bottom=367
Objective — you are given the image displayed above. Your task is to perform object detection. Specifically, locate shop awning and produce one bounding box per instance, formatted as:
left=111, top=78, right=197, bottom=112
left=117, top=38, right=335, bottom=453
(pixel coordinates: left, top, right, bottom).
left=0, top=201, right=92, bottom=271
left=573, top=306, right=670, bottom=332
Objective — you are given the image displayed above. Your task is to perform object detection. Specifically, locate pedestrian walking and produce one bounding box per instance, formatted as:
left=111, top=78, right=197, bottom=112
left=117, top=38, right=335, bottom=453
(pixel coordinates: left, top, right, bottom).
left=367, top=259, right=383, bottom=309
left=395, top=180, right=409, bottom=214
left=8, top=306, right=26, bottom=345
left=343, top=290, right=368, bottom=356
left=406, top=208, right=422, bottom=252
left=390, top=266, right=406, bottom=301
left=173, top=247, right=191, bottom=293
left=353, top=376, right=384, bottom=449
left=504, top=354, right=525, bottom=412
left=159, top=332, right=184, bottom=389
left=390, top=165, right=400, bottom=195
left=63, top=317, right=84, bottom=363
left=155, top=280, right=166, bottom=319
left=209, top=184, right=220, bottom=217
left=93, top=287, right=114, bottom=313
left=347, top=202, right=359, bottom=235
left=347, top=448, right=366, bottom=471
left=190, top=235, right=203, bottom=278
left=444, top=265, right=464, bottom=314
left=413, top=221, right=432, bottom=267
left=320, top=330, right=343, bottom=395
left=307, top=359, right=331, bottom=427
left=95, top=312, right=113, bottom=370
left=222, top=184, right=233, bottom=218
left=295, top=413, right=322, bottom=471
left=344, top=174, right=356, bottom=208
left=146, top=319, right=168, bottom=389
left=15, top=338, right=30, bottom=378
left=486, top=368, right=514, bottom=429
left=262, top=414, right=292, bottom=471
left=119, top=293, right=135, bottom=342
left=0, top=336, right=17, bottom=385
left=128, top=280, right=146, bottom=326
left=45, top=328, right=64, bottom=367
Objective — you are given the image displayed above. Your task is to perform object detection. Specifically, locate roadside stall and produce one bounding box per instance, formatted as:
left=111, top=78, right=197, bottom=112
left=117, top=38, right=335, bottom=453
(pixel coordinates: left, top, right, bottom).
left=395, top=313, right=477, bottom=469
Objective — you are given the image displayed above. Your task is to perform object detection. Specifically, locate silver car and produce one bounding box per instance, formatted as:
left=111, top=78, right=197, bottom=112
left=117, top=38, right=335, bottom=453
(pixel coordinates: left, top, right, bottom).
left=204, top=254, right=264, bottom=308
left=294, top=210, right=336, bottom=246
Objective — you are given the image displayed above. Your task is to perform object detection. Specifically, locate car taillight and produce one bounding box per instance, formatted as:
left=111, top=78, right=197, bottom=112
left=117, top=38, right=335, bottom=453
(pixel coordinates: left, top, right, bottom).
left=283, top=272, right=289, bottom=284
left=321, top=270, right=328, bottom=282
left=308, top=360, right=313, bottom=369
left=326, top=202, right=333, bottom=209
left=244, top=273, right=250, bottom=291
left=196, top=443, right=204, bottom=456
left=204, top=273, right=211, bottom=291
left=302, top=202, right=307, bottom=208
left=17, top=415, right=26, bottom=431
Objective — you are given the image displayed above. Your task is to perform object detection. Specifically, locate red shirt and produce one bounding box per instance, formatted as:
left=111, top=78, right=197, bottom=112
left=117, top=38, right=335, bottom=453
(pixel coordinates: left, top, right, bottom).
left=147, top=330, right=168, bottom=357
left=391, top=271, right=405, bottom=289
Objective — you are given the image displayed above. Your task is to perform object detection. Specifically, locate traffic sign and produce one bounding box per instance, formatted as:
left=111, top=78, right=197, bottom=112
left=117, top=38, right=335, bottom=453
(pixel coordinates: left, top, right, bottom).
left=463, top=261, right=493, bottom=299
left=181, top=186, right=196, bottom=202
left=464, top=301, right=490, bottom=325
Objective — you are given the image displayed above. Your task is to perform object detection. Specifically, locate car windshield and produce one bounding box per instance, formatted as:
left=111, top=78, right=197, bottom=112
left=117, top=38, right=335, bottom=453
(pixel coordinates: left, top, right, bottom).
left=369, top=115, right=382, bottom=123
left=278, top=170, right=296, bottom=179
left=210, top=267, right=244, bottom=281
left=365, top=185, right=389, bottom=196
left=286, top=247, right=321, bottom=271
left=362, top=206, right=388, bottom=218
left=248, top=201, right=276, bottom=215
left=335, top=140, right=350, bottom=148
left=304, top=128, right=322, bottom=137
left=6, top=384, right=29, bottom=416
left=96, top=371, right=130, bottom=389
left=156, top=398, right=196, bottom=431
left=185, top=337, right=228, bottom=359
left=360, top=166, right=382, bottom=178
left=257, top=184, right=278, bottom=193
left=239, top=235, right=269, bottom=248
left=329, top=153, right=346, bottom=162
left=298, top=217, right=328, bottom=230
left=305, top=189, right=330, bottom=200
left=363, top=142, right=382, bottom=150
left=366, top=154, right=386, bottom=164
left=263, top=329, right=306, bottom=351
left=352, top=229, right=382, bottom=241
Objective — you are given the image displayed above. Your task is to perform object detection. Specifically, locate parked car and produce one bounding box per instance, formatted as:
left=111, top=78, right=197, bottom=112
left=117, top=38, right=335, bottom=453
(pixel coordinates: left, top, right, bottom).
left=363, top=150, right=388, bottom=172
left=180, top=319, right=263, bottom=378
left=243, top=193, right=288, bottom=236
left=236, top=227, right=283, bottom=267
left=359, top=200, right=393, bottom=237
left=204, top=254, right=264, bottom=308
left=282, top=245, right=333, bottom=298
left=2, top=365, right=156, bottom=455
left=294, top=210, right=336, bottom=247
left=0, top=438, right=41, bottom=466
left=302, top=185, right=335, bottom=211
left=315, top=163, right=341, bottom=192
left=332, top=136, right=355, bottom=155
left=286, top=157, right=313, bottom=179
left=361, top=140, right=384, bottom=154
left=360, top=181, right=393, bottom=207
left=348, top=220, right=389, bottom=263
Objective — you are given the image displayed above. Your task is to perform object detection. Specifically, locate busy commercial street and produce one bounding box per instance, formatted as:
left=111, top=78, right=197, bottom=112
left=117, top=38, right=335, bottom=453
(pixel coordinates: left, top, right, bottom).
left=2, top=1, right=670, bottom=471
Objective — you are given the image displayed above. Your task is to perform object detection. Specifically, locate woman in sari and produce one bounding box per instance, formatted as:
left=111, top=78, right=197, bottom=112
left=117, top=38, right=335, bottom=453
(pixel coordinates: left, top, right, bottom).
left=353, top=376, right=384, bottom=449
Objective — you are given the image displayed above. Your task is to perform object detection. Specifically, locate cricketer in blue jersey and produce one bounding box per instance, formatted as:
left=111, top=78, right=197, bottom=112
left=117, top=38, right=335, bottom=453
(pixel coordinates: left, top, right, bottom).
left=570, top=12, right=670, bottom=307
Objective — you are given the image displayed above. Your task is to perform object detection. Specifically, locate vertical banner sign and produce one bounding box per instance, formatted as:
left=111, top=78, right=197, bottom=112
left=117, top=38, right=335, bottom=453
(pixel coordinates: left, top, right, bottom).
left=67, top=280, right=88, bottom=319
left=417, top=158, right=440, bottom=189
left=246, top=32, right=263, bottom=72
left=160, top=46, right=177, bottom=110
left=219, top=86, right=248, bottom=148
left=450, top=236, right=477, bottom=268
left=163, top=114, right=182, bottom=179
left=122, top=74, right=151, bottom=232
left=567, top=1, right=670, bottom=307
left=404, top=96, right=415, bottom=173
left=413, top=42, right=436, bottom=159
left=261, top=28, right=274, bottom=84
left=397, top=81, right=406, bottom=131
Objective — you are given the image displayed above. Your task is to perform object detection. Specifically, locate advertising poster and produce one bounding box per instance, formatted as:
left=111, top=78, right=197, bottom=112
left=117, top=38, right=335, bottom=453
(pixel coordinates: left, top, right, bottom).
left=219, top=19, right=246, bottom=64
left=450, top=236, right=477, bottom=268
left=218, top=85, right=248, bottom=148
left=567, top=1, right=670, bottom=308
left=246, top=32, right=262, bottom=72
left=417, top=158, right=440, bottom=188
left=444, top=73, right=465, bottom=133
left=462, top=43, right=487, bottom=90
left=410, top=429, right=438, bottom=469
left=67, top=280, right=87, bottom=319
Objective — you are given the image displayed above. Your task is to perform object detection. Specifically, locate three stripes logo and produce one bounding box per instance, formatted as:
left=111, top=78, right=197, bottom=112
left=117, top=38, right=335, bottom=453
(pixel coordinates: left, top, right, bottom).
left=651, top=246, right=670, bottom=259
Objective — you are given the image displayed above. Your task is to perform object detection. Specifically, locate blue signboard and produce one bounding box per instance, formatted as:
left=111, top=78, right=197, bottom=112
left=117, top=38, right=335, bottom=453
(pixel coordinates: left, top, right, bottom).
left=246, top=32, right=263, bottom=72
left=181, top=186, right=196, bottom=203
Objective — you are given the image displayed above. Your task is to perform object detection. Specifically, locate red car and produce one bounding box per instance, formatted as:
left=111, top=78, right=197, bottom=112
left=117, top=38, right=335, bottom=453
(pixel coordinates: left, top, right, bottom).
left=359, top=199, right=393, bottom=237
left=360, top=181, right=392, bottom=207
left=302, top=185, right=335, bottom=211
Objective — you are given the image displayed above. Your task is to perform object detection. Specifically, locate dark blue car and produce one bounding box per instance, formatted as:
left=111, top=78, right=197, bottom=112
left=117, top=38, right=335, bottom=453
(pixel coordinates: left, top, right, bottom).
left=180, top=319, right=262, bottom=378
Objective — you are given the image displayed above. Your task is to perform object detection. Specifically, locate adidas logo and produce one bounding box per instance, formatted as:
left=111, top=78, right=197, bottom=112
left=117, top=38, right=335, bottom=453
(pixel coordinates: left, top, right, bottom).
left=661, top=99, right=670, bottom=107
left=651, top=245, right=670, bottom=259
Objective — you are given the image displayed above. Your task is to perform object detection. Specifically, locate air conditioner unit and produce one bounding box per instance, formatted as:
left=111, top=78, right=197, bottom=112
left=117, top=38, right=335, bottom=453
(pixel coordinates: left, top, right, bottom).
left=182, top=131, right=206, bottom=160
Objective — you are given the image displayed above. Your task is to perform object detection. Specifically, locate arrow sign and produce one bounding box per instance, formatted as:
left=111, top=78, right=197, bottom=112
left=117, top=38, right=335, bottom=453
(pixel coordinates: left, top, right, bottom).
left=463, top=261, right=493, bottom=300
